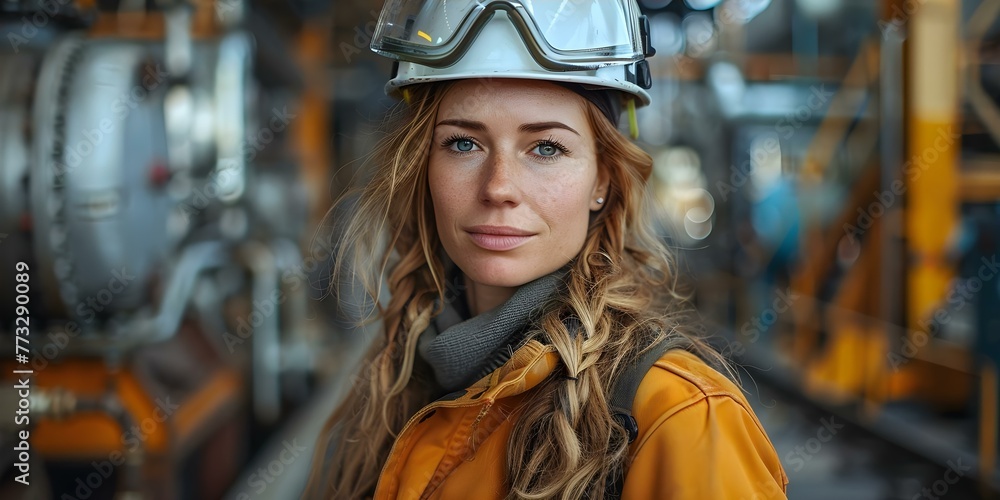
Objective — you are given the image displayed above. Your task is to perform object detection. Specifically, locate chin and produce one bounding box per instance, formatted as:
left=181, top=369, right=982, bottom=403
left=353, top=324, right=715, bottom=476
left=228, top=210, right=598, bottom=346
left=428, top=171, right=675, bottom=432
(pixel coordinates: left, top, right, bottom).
left=464, top=264, right=532, bottom=288
left=459, top=250, right=574, bottom=289
left=455, top=255, right=543, bottom=288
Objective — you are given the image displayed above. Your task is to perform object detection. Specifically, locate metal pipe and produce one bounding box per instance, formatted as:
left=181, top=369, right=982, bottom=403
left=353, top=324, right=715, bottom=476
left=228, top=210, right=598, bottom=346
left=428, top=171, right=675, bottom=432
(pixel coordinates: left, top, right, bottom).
left=135, top=240, right=230, bottom=344
left=875, top=20, right=906, bottom=414
left=272, top=237, right=315, bottom=402
left=272, top=237, right=311, bottom=350
left=240, top=241, right=282, bottom=423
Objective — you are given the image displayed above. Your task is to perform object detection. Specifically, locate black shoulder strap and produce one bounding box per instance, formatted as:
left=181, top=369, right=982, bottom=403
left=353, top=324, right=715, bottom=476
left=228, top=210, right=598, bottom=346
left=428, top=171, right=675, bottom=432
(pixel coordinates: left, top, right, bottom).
left=605, top=340, right=674, bottom=499
left=560, top=318, right=673, bottom=498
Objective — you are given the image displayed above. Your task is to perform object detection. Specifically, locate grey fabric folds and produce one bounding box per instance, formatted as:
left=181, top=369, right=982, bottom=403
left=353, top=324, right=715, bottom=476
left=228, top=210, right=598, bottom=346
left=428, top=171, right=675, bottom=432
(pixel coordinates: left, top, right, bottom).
left=417, top=266, right=568, bottom=393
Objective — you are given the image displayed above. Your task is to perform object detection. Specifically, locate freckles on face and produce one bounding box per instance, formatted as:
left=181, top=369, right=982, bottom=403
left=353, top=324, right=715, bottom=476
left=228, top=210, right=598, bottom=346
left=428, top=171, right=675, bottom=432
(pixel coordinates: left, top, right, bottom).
left=528, top=174, right=594, bottom=255
left=426, top=79, right=605, bottom=288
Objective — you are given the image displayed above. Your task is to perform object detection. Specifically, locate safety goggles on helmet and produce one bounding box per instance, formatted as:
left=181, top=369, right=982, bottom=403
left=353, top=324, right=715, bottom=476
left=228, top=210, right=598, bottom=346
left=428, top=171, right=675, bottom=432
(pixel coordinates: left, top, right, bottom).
left=371, top=0, right=655, bottom=72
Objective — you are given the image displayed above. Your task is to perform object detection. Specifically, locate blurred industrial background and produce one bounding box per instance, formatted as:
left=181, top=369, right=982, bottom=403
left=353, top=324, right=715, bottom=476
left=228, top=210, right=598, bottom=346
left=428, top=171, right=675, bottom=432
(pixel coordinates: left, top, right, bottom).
left=0, top=0, right=997, bottom=498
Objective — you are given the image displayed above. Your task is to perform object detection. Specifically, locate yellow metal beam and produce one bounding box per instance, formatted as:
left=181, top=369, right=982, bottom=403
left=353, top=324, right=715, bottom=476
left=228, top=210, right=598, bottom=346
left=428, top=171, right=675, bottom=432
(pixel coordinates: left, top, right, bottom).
left=905, top=0, right=960, bottom=331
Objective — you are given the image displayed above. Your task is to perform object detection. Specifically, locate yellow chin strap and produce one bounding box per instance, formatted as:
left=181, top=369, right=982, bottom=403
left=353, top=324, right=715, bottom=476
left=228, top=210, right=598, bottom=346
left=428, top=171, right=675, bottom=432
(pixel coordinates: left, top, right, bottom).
left=402, top=87, right=412, bottom=105
left=627, top=98, right=639, bottom=140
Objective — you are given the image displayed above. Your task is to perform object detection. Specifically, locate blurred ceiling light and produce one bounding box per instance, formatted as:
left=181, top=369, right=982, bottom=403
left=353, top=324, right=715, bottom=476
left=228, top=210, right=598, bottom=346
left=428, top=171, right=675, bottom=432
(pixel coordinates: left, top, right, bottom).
left=651, top=147, right=715, bottom=242
left=687, top=206, right=712, bottom=225
left=650, top=13, right=685, bottom=56
left=707, top=61, right=745, bottom=117
left=684, top=208, right=714, bottom=240
left=749, top=133, right=783, bottom=200
left=655, top=146, right=703, bottom=186
left=682, top=12, right=717, bottom=58
left=716, top=0, right=772, bottom=25
left=684, top=0, right=723, bottom=9
left=686, top=189, right=716, bottom=223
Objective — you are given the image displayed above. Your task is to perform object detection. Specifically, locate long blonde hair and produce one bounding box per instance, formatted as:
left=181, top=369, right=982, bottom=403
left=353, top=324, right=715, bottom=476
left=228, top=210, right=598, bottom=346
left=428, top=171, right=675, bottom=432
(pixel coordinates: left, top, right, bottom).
left=304, top=81, right=722, bottom=499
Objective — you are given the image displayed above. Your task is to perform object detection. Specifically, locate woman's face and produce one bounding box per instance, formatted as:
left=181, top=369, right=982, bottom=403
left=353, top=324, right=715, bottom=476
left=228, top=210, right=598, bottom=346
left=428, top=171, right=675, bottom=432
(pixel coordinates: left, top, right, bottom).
left=428, top=79, right=608, bottom=291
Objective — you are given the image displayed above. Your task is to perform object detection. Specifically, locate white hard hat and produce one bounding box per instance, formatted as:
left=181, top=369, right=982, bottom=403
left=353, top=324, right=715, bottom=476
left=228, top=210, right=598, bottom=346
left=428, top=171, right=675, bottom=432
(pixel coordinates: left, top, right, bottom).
left=370, top=0, right=655, bottom=106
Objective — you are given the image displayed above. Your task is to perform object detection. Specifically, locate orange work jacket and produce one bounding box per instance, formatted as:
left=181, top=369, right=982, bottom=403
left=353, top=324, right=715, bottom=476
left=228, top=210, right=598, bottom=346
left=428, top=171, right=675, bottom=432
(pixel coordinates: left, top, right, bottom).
left=373, top=340, right=789, bottom=499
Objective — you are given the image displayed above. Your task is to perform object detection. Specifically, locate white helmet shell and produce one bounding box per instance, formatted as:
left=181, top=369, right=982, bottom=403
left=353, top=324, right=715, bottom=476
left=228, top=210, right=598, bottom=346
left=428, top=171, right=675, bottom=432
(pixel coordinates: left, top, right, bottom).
left=384, top=11, right=652, bottom=106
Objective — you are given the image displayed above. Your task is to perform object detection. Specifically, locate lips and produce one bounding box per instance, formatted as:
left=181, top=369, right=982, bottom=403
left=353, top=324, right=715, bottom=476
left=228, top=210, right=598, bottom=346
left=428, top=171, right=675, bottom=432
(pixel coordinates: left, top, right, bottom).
left=465, top=225, right=536, bottom=251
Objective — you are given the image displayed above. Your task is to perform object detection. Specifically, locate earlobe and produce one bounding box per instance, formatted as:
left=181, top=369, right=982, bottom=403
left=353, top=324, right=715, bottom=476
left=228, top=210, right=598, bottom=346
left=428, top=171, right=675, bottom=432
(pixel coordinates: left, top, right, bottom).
left=596, top=166, right=610, bottom=198
left=591, top=191, right=608, bottom=211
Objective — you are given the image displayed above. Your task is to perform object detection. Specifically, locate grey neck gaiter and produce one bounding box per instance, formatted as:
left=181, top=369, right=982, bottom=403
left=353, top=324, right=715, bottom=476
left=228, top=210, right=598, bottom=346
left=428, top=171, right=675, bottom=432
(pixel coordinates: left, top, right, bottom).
left=417, top=266, right=568, bottom=393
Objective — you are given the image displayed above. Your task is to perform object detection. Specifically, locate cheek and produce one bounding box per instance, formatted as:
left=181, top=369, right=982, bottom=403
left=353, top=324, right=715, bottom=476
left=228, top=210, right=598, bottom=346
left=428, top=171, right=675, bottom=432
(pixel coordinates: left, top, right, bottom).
left=533, top=178, right=593, bottom=237
left=428, top=158, right=468, bottom=228
left=428, top=158, right=450, bottom=205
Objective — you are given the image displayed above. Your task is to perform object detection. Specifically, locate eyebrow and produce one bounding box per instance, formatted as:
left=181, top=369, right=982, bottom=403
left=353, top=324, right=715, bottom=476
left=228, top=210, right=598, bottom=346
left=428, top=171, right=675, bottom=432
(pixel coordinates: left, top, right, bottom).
left=436, top=119, right=487, bottom=131
left=520, top=121, right=580, bottom=136
left=435, top=119, right=580, bottom=136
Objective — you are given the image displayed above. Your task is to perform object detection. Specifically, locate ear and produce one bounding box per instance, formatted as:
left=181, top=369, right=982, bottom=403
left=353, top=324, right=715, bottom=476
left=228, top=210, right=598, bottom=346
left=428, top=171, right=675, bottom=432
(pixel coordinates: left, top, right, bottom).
left=590, top=165, right=610, bottom=211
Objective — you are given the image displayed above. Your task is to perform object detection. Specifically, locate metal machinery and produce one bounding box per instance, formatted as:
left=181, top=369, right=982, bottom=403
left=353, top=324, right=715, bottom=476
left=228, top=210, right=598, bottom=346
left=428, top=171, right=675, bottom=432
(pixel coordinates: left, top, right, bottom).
left=0, top=0, right=327, bottom=497
left=636, top=0, right=999, bottom=495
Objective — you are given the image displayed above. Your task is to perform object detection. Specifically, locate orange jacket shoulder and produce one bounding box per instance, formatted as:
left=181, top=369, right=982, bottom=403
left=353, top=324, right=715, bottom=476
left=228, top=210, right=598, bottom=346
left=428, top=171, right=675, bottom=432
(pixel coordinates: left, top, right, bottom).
left=622, top=349, right=789, bottom=499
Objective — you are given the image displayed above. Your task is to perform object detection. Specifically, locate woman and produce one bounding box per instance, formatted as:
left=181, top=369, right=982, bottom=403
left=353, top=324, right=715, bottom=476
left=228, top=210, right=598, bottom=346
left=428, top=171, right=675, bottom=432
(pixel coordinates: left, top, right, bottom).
left=306, top=1, right=788, bottom=498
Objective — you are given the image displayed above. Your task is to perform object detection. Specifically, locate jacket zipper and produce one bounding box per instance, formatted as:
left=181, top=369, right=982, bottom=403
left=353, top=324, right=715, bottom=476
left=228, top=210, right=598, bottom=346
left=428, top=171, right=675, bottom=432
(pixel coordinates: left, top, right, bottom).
left=374, top=396, right=494, bottom=498
left=374, top=346, right=555, bottom=498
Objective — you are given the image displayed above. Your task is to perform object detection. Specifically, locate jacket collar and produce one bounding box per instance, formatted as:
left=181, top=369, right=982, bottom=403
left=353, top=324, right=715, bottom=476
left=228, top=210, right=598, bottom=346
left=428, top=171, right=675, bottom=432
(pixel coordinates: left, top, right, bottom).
left=432, top=340, right=561, bottom=405
left=418, top=264, right=569, bottom=393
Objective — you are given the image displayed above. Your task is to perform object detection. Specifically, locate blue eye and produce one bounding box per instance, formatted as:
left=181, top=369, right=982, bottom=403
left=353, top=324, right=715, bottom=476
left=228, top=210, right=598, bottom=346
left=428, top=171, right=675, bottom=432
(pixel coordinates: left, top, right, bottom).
left=536, top=143, right=559, bottom=156
left=441, top=135, right=479, bottom=154
left=531, top=139, right=569, bottom=160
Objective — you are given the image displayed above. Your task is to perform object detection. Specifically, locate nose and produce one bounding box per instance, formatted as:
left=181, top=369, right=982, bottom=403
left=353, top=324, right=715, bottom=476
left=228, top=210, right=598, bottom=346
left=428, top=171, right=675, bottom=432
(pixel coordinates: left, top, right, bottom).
left=479, top=150, right=522, bottom=207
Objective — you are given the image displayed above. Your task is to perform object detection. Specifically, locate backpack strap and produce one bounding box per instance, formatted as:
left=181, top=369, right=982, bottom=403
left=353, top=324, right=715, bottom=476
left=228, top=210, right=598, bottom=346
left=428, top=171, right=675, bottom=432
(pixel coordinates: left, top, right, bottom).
left=560, top=318, right=673, bottom=498
left=605, top=339, right=674, bottom=499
